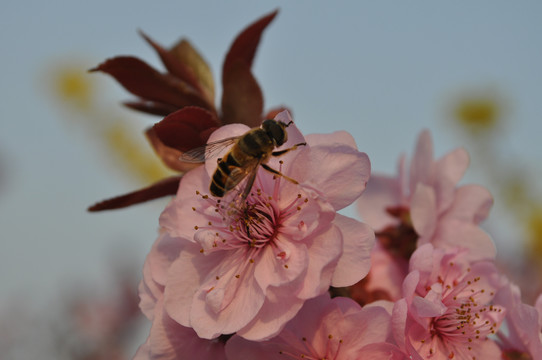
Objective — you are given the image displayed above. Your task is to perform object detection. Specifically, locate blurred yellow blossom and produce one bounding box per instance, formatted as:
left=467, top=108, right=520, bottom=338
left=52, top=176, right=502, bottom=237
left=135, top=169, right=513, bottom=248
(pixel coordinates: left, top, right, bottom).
left=526, top=205, right=542, bottom=257
left=48, top=60, right=174, bottom=186
left=52, top=65, right=95, bottom=110
left=104, top=122, right=173, bottom=184
left=451, top=90, right=503, bottom=135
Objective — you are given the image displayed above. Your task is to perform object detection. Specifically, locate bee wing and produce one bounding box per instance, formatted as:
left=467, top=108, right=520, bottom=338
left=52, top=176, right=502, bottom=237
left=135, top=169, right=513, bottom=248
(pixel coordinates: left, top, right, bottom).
left=180, top=136, right=240, bottom=163
left=227, top=158, right=262, bottom=207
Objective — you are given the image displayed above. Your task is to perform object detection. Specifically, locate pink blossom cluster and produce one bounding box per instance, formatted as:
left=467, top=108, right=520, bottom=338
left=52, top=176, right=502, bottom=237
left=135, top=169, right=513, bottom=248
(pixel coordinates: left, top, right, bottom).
left=134, top=112, right=542, bottom=360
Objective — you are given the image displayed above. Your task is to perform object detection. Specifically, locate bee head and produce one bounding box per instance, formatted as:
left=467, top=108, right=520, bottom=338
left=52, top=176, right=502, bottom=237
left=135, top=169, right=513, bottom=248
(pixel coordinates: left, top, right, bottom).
left=262, top=119, right=291, bottom=146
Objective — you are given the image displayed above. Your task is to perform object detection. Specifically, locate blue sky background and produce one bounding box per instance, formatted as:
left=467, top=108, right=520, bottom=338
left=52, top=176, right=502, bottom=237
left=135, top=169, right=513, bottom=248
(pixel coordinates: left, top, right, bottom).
left=1, top=0, right=541, bottom=356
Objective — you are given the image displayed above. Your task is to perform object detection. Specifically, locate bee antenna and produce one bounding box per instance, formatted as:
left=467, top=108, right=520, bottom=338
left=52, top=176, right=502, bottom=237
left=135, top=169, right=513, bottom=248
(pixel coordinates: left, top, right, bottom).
left=285, top=120, right=294, bottom=127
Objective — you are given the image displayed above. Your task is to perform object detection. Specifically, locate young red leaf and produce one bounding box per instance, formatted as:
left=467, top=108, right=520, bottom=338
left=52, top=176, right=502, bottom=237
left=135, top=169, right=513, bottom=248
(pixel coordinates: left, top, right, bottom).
left=124, top=100, right=179, bottom=116
left=169, top=39, right=215, bottom=106
left=90, top=56, right=211, bottom=111
left=145, top=127, right=201, bottom=172
left=139, top=31, right=212, bottom=105
left=222, top=9, right=279, bottom=76
left=153, top=106, right=219, bottom=152
left=88, top=176, right=182, bottom=211
left=221, top=59, right=263, bottom=127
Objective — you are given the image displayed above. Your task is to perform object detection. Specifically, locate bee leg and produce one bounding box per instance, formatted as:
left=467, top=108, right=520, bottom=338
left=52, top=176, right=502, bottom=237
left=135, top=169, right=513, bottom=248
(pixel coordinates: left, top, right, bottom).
left=217, top=157, right=222, bottom=164
left=261, top=164, right=299, bottom=184
left=271, top=142, right=307, bottom=157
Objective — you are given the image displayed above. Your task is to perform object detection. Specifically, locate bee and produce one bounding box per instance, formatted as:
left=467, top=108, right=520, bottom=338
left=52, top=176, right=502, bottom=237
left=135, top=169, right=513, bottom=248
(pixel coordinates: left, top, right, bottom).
left=180, top=119, right=306, bottom=203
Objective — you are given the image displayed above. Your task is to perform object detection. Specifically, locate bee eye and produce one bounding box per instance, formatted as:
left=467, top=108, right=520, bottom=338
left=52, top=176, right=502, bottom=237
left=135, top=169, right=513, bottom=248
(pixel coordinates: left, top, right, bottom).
left=271, top=126, right=286, bottom=146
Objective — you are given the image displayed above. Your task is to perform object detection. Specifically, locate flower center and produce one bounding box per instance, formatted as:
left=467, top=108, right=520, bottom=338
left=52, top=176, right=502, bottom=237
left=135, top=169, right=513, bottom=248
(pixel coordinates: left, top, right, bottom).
left=418, top=264, right=504, bottom=359
left=229, top=188, right=280, bottom=248
left=192, top=175, right=308, bottom=255
left=376, top=206, right=418, bottom=260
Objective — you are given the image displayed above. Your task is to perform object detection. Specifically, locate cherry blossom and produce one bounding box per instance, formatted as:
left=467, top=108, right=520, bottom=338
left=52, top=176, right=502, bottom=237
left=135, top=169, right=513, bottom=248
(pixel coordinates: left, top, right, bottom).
left=392, top=244, right=505, bottom=359
left=152, top=111, right=373, bottom=341
left=355, top=130, right=495, bottom=302
left=225, top=293, right=407, bottom=360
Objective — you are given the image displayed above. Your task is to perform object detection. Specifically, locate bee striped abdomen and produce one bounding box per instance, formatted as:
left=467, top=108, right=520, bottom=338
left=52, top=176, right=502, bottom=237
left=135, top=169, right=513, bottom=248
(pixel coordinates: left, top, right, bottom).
left=210, top=152, right=242, bottom=197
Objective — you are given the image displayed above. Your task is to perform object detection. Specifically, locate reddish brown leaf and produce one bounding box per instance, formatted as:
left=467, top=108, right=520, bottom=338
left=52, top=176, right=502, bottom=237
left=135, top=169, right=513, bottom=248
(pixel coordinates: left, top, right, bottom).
left=221, top=60, right=263, bottom=127
left=90, top=56, right=211, bottom=111
left=153, top=106, right=219, bottom=152
left=169, top=39, right=215, bottom=106
left=145, top=127, right=202, bottom=172
left=87, top=176, right=182, bottom=211
left=124, top=100, right=178, bottom=116
left=139, top=31, right=211, bottom=104
left=222, top=9, right=278, bottom=78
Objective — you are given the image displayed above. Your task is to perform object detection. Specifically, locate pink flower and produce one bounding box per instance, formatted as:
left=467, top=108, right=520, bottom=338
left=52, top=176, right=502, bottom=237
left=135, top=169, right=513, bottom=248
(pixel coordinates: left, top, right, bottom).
left=493, top=281, right=542, bottom=360
left=155, top=111, right=374, bottom=340
left=355, top=130, right=495, bottom=302
left=225, top=293, right=407, bottom=360
left=393, top=244, right=505, bottom=359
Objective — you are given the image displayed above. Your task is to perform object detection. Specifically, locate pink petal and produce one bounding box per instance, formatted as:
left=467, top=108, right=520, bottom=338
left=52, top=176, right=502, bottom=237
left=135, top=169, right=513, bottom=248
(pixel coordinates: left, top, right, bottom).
left=536, top=294, right=542, bottom=330
left=391, top=298, right=408, bottom=352
left=442, top=184, right=493, bottom=224
left=235, top=285, right=306, bottom=340
left=402, top=270, right=421, bottom=304
left=138, top=259, right=163, bottom=320
left=159, top=167, right=211, bottom=241
left=305, top=130, right=358, bottom=150
left=164, top=241, right=223, bottom=327
left=148, top=232, right=183, bottom=286
left=408, top=243, right=435, bottom=275
left=433, top=221, right=496, bottom=260
left=495, top=283, right=542, bottom=355
left=411, top=292, right=447, bottom=318
left=297, top=224, right=343, bottom=299
left=409, top=130, right=434, bottom=195
left=469, top=340, right=505, bottom=359
left=339, top=305, right=392, bottom=348
left=291, top=143, right=371, bottom=211
left=433, top=148, right=469, bottom=213
left=188, top=259, right=266, bottom=338
left=148, top=300, right=227, bottom=360
left=357, top=174, right=402, bottom=231
left=254, top=237, right=308, bottom=291
left=410, top=183, right=437, bottom=241
left=330, top=214, right=375, bottom=287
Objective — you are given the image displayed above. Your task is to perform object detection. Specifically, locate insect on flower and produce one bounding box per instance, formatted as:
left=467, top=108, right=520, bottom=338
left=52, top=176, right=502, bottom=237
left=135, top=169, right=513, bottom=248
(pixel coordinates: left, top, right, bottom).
left=180, top=119, right=306, bottom=205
